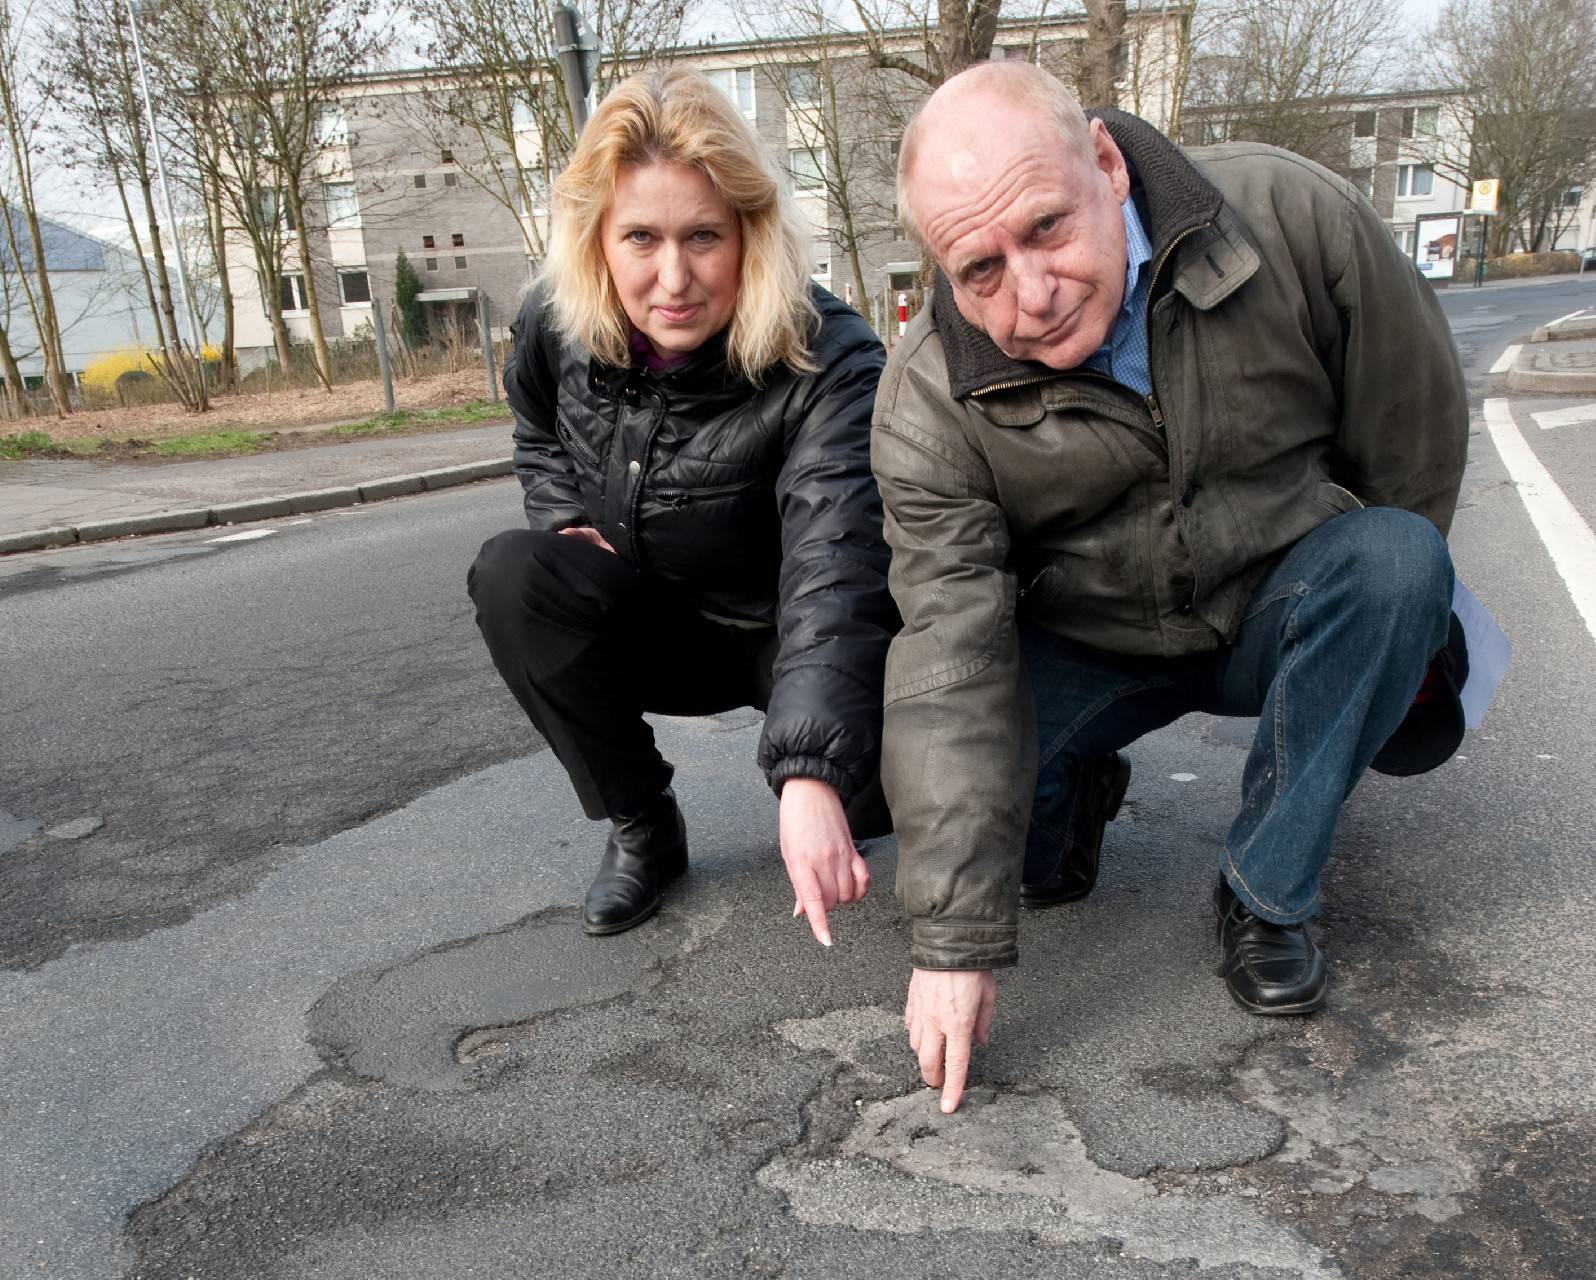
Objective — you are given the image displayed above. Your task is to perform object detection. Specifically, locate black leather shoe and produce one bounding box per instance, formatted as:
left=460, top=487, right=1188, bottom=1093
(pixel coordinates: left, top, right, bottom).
left=1021, top=752, right=1132, bottom=907
left=582, top=789, right=688, bottom=936
left=1214, top=877, right=1326, bottom=1015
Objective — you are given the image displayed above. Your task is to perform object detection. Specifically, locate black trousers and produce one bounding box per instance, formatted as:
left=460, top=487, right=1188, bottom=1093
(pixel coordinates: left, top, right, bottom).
left=469, top=528, right=890, bottom=832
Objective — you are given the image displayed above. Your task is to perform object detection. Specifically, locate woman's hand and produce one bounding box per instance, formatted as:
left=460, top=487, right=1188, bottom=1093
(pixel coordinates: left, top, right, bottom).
left=779, top=777, right=869, bottom=947
left=558, top=526, right=616, bottom=553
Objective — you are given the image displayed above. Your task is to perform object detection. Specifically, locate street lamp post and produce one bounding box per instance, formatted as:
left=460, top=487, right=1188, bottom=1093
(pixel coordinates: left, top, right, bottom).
left=124, top=0, right=210, bottom=375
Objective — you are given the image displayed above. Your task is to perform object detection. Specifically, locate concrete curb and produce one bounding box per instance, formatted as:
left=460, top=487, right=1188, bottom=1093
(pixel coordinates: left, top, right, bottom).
left=1506, top=365, right=1596, bottom=394
left=0, top=457, right=512, bottom=556
left=1530, top=317, right=1596, bottom=343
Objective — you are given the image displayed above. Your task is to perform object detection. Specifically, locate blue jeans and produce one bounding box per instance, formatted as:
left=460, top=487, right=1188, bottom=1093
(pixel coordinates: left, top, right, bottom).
left=1022, top=508, right=1454, bottom=924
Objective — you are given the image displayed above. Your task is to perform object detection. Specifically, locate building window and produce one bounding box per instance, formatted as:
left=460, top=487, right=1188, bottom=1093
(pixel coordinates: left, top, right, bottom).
left=786, top=63, right=820, bottom=106
left=1563, top=185, right=1583, bottom=208
left=812, top=242, right=830, bottom=278
left=316, top=105, right=348, bottom=147
left=1002, top=44, right=1034, bottom=61
left=276, top=272, right=309, bottom=313
left=788, top=147, right=824, bottom=192
left=451, top=232, right=464, bottom=247
left=519, top=166, right=550, bottom=214
left=323, top=180, right=360, bottom=228
left=1198, top=118, right=1229, bottom=145
left=454, top=255, right=467, bottom=270
left=252, top=187, right=295, bottom=232
left=1351, top=167, right=1373, bottom=198
left=705, top=67, right=754, bottom=116
left=423, top=234, right=435, bottom=249
left=441, top=148, right=455, bottom=164
left=1399, top=106, right=1440, bottom=137
left=1396, top=164, right=1434, bottom=198
left=1395, top=226, right=1416, bottom=255
left=413, top=174, right=427, bottom=189
left=512, top=97, right=536, bottom=131
left=1353, top=110, right=1376, bottom=138
left=425, top=256, right=438, bottom=270
left=444, top=172, right=458, bottom=187
left=338, top=269, right=371, bottom=305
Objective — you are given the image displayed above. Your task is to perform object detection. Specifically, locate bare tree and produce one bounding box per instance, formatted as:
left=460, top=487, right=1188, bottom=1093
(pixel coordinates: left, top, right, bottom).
left=50, top=0, right=209, bottom=411
left=1432, top=0, right=1596, bottom=255
left=0, top=0, right=73, bottom=416
left=850, top=0, right=1002, bottom=88
left=1183, top=0, right=1399, bottom=169
left=155, top=0, right=385, bottom=391
left=405, top=0, right=692, bottom=262
left=734, top=3, right=905, bottom=313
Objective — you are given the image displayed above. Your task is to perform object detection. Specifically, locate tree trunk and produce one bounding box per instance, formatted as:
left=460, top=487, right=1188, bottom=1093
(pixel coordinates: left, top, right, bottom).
left=283, top=180, right=334, bottom=392
left=13, top=204, right=72, bottom=417
left=1079, top=0, right=1128, bottom=109
left=0, top=321, right=26, bottom=417
left=135, top=172, right=210, bottom=410
left=937, top=0, right=1001, bottom=78
left=205, top=165, right=237, bottom=390
left=113, top=174, right=170, bottom=354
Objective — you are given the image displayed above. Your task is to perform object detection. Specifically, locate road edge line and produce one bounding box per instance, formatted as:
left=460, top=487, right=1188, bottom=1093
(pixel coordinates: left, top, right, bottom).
left=1482, top=397, right=1596, bottom=644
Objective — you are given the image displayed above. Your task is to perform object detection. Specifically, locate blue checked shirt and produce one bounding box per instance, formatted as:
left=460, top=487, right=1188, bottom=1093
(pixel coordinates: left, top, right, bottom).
left=1082, top=198, right=1153, bottom=397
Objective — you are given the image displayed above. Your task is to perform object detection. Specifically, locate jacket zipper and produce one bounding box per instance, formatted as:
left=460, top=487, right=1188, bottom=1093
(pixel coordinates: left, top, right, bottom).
left=653, top=477, right=762, bottom=508
left=554, top=411, right=601, bottom=466
left=1140, top=221, right=1209, bottom=437
left=625, top=389, right=672, bottom=560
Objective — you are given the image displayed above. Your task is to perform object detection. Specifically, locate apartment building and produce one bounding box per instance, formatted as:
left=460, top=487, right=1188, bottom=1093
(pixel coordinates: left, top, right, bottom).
left=224, top=8, right=1190, bottom=363
left=1183, top=87, right=1596, bottom=275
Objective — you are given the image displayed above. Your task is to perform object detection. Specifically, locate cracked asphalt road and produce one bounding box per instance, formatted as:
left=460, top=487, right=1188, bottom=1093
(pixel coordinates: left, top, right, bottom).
left=3, top=279, right=1595, bottom=1278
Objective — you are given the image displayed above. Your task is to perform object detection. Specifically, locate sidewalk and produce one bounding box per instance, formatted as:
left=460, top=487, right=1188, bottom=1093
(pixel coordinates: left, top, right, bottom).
left=0, top=423, right=514, bottom=554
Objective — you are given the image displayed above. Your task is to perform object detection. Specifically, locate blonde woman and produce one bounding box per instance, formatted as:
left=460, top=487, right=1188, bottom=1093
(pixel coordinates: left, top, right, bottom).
left=469, top=67, right=895, bottom=941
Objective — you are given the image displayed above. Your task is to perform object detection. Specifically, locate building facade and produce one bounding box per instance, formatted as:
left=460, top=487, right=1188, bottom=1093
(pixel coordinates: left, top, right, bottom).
left=223, top=8, right=1191, bottom=361
left=2, top=214, right=208, bottom=390
left=1183, top=87, right=1596, bottom=274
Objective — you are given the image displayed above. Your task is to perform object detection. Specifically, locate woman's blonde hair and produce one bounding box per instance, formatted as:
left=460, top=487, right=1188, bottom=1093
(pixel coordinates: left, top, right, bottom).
left=542, top=66, right=818, bottom=379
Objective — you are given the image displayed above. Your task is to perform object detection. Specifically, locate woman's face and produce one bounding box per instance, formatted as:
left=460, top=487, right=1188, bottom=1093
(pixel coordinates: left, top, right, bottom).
left=601, top=160, right=743, bottom=360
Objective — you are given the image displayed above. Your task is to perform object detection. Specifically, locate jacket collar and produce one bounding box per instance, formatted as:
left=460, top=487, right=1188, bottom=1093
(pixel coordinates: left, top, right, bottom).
left=931, top=108, right=1246, bottom=401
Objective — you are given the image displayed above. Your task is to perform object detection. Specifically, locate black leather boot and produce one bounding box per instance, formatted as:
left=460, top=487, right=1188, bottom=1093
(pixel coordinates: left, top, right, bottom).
left=582, top=789, right=688, bottom=936
left=1021, top=752, right=1132, bottom=907
left=1214, top=876, right=1326, bottom=1015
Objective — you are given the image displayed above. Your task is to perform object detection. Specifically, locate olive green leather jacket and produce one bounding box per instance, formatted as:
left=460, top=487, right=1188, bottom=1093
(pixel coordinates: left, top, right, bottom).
left=871, top=111, right=1467, bottom=971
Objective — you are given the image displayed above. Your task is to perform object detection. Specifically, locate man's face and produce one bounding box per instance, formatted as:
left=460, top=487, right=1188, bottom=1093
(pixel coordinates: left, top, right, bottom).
left=909, top=110, right=1132, bottom=371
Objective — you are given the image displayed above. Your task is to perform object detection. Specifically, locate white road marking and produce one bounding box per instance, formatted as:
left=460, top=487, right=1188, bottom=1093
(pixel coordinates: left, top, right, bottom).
left=1170, top=773, right=1198, bottom=783
left=286, top=518, right=315, bottom=526
left=1483, top=398, right=1596, bottom=644
left=1545, top=308, right=1592, bottom=328
left=1488, top=344, right=1521, bottom=375
left=207, top=528, right=277, bottom=543
left=1531, top=402, right=1596, bottom=431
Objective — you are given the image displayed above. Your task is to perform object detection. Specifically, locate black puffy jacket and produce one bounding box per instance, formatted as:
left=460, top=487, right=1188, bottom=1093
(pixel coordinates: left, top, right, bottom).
left=505, top=281, right=897, bottom=803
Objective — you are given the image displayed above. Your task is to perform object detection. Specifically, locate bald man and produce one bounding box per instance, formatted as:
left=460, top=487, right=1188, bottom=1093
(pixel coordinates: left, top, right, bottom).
left=871, top=64, right=1468, bottom=1112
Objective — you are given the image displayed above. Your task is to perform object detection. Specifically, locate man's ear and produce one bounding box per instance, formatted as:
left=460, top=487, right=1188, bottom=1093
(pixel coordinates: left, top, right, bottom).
left=1089, top=119, right=1131, bottom=202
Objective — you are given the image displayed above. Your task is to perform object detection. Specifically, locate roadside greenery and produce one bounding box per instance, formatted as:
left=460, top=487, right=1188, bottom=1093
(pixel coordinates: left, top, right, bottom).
left=0, top=400, right=508, bottom=460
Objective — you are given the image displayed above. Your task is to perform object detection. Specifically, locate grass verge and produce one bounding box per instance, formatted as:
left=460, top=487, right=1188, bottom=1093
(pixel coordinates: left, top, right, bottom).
left=0, top=430, right=54, bottom=459
left=0, top=399, right=508, bottom=461
left=333, top=400, right=510, bottom=434
left=151, top=431, right=272, bottom=457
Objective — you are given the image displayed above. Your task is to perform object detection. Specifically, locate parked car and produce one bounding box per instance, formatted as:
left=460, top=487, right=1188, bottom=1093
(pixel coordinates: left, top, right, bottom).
left=1581, top=247, right=1596, bottom=273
